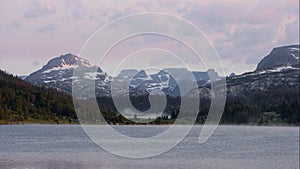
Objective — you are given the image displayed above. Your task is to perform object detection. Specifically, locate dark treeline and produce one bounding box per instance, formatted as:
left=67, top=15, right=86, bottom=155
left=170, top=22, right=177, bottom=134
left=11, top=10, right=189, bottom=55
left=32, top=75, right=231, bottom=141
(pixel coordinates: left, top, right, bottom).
left=221, top=89, right=300, bottom=125
left=0, top=70, right=76, bottom=124
left=95, top=88, right=299, bottom=125
left=0, top=70, right=299, bottom=125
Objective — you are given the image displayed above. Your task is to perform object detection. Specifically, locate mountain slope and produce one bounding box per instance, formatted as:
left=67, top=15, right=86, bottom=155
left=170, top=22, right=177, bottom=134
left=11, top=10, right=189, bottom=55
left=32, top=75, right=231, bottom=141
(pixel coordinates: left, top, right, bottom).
left=228, top=44, right=299, bottom=95
left=220, top=44, right=300, bottom=124
left=0, top=70, right=77, bottom=124
left=227, top=68, right=299, bottom=95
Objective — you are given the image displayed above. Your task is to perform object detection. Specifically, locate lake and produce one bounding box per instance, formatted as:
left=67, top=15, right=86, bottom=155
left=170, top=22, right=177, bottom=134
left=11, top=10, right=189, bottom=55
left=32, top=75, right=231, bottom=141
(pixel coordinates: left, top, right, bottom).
left=0, top=125, right=299, bottom=169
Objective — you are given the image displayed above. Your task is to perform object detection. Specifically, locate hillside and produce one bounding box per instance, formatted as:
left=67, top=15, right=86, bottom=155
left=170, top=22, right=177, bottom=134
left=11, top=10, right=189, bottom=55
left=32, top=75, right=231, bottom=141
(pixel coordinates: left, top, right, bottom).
left=0, top=70, right=135, bottom=125
left=0, top=70, right=77, bottom=124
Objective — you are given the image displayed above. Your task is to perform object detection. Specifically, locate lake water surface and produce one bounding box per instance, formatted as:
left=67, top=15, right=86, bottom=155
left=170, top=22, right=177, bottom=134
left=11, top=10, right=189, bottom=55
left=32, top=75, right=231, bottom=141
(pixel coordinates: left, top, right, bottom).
left=0, top=125, right=298, bottom=169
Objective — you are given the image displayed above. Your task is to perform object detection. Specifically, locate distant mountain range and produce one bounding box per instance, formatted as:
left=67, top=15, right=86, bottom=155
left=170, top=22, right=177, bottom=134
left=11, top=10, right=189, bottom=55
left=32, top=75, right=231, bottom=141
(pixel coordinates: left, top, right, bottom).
left=25, top=54, right=221, bottom=97
left=25, top=44, right=299, bottom=98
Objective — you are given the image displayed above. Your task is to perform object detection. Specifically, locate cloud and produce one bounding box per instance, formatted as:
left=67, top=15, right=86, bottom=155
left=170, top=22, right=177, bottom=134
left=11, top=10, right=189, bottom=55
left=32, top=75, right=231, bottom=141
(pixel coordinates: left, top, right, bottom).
left=231, top=24, right=274, bottom=47
left=31, top=60, right=39, bottom=67
left=271, top=15, right=299, bottom=44
left=0, top=0, right=299, bottom=76
left=64, top=0, right=85, bottom=20
left=284, top=20, right=300, bottom=43
left=24, top=0, right=56, bottom=18
left=8, top=21, right=20, bottom=29
left=37, top=24, right=56, bottom=33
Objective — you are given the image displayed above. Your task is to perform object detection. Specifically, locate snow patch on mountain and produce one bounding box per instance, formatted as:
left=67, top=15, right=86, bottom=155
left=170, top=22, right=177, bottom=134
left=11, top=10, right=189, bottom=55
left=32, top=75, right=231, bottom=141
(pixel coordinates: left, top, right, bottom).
left=42, top=65, right=79, bottom=74
left=25, top=53, right=111, bottom=96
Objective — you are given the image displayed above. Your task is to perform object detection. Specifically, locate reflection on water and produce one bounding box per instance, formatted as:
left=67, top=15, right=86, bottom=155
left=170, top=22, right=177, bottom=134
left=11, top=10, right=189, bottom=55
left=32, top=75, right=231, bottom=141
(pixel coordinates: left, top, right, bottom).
left=0, top=125, right=299, bottom=169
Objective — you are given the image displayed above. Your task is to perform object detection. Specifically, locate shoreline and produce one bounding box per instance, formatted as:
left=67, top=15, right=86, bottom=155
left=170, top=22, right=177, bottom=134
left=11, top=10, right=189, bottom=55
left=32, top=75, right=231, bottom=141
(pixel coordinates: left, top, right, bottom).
left=0, top=122, right=298, bottom=127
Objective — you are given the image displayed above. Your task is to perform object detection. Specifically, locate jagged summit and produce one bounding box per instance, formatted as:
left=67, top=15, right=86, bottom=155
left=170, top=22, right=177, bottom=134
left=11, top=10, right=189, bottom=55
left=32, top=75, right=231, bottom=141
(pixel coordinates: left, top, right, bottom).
left=42, top=53, right=93, bottom=70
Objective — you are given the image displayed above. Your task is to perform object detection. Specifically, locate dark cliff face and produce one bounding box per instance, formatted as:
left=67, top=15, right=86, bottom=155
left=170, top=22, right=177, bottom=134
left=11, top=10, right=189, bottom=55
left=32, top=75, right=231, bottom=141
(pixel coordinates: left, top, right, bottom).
left=256, top=45, right=299, bottom=71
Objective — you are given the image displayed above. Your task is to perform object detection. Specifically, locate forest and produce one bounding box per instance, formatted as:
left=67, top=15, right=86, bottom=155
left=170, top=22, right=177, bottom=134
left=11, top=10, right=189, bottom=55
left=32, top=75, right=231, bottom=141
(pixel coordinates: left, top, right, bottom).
left=0, top=70, right=76, bottom=124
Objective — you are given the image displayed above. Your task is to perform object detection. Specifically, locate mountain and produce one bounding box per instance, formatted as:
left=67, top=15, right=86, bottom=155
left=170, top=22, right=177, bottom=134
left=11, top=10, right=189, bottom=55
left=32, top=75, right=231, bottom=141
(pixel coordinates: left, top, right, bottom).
left=25, top=53, right=111, bottom=96
left=256, top=44, right=299, bottom=71
left=220, top=44, right=299, bottom=124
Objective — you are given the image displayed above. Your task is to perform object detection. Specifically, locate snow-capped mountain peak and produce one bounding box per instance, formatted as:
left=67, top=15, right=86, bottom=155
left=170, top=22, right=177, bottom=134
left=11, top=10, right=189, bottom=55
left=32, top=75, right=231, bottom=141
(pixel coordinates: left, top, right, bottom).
left=25, top=53, right=110, bottom=96
left=43, top=53, right=93, bottom=70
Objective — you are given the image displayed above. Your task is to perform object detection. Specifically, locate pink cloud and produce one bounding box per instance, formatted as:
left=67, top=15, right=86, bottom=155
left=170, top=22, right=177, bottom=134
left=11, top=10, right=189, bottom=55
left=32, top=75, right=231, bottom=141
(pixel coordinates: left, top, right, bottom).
left=24, top=0, right=56, bottom=18
left=0, top=0, right=298, bottom=76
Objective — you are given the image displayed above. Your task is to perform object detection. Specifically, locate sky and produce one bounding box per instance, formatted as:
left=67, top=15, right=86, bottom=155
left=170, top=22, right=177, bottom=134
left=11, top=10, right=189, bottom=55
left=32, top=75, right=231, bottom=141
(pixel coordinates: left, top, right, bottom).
left=0, top=0, right=299, bottom=76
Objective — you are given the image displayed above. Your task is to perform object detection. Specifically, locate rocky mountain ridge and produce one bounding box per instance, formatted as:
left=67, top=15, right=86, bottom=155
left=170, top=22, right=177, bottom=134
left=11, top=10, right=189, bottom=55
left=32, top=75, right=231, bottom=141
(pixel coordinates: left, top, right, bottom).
left=25, top=54, right=220, bottom=97
left=25, top=44, right=299, bottom=98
